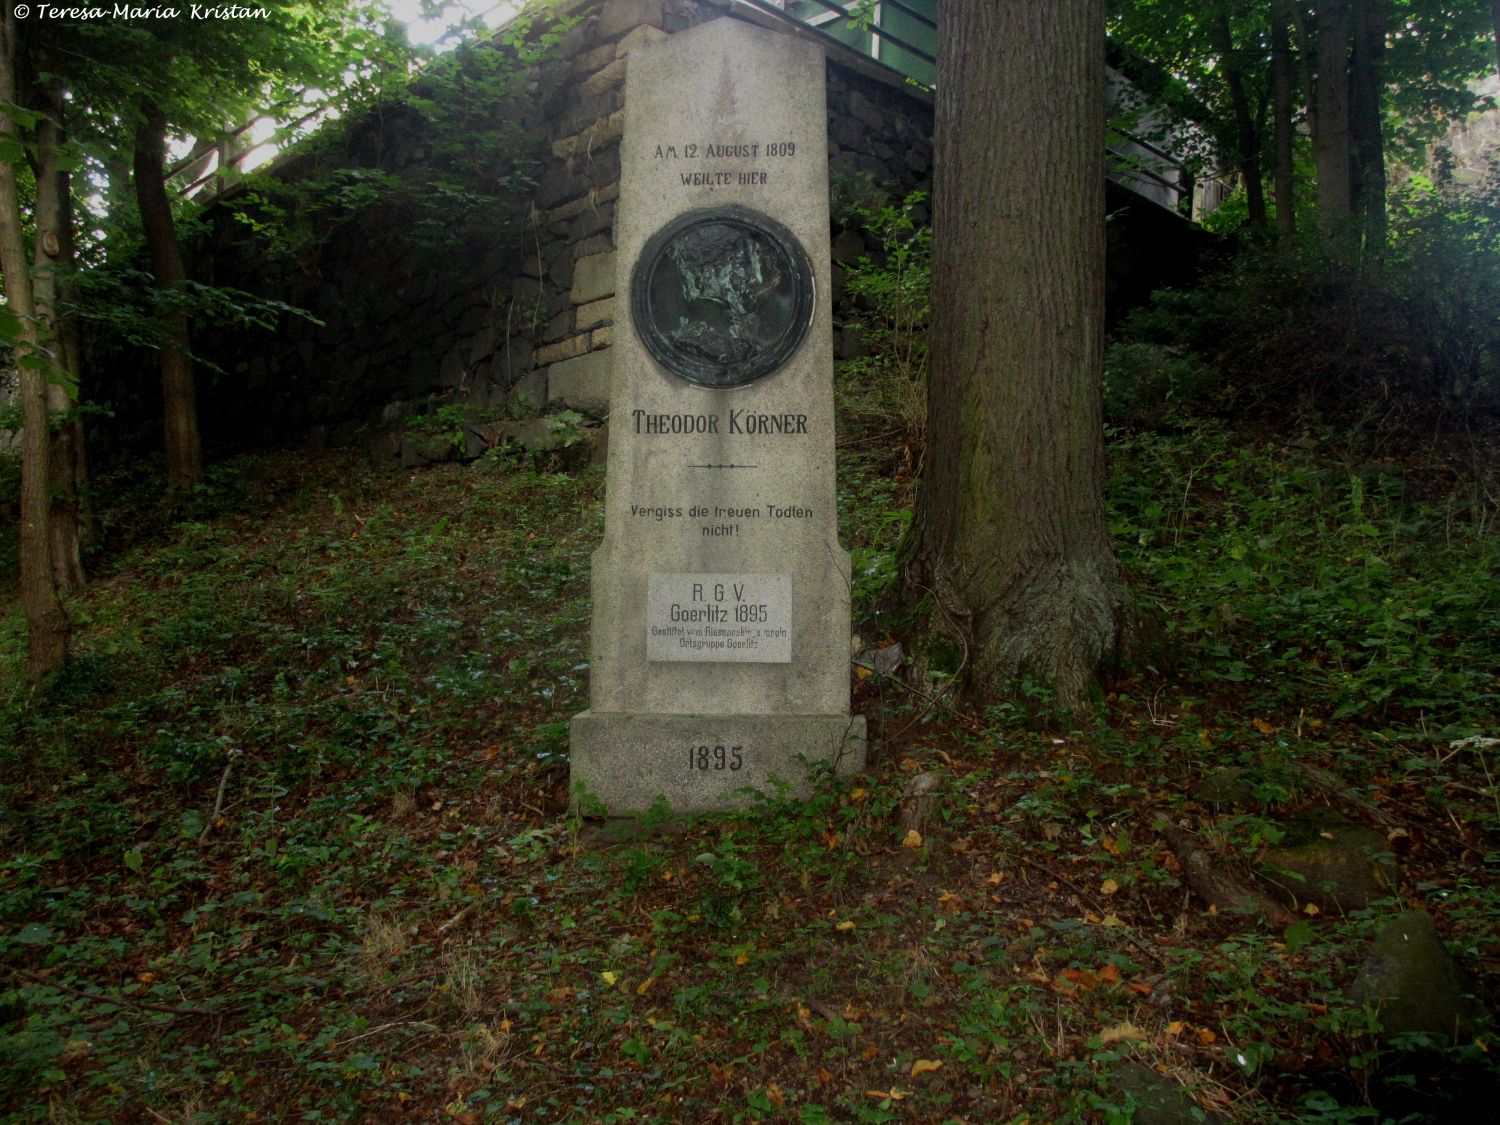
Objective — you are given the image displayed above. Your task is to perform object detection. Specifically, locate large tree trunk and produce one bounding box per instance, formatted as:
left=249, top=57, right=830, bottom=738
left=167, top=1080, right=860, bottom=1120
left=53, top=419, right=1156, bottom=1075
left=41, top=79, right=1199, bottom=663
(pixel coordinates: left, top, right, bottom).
left=133, top=114, right=203, bottom=491
left=1210, top=7, right=1268, bottom=231
left=1271, top=1, right=1298, bottom=239
left=908, top=0, right=1125, bottom=705
left=0, top=12, right=70, bottom=682
left=29, top=79, right=87, bottom=591
left=1313, top=0, right=1354, bottom=233
left=1350, top=0, right=1387, bottom=250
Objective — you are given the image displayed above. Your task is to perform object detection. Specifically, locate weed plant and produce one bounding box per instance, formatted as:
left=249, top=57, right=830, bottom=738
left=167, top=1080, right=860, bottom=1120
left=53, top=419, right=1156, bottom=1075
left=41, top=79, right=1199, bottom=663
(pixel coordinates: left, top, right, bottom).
left=836, top=190, right=932, bottom=474
left=1109, top=419, right=1500, bottom=732
left=834, top=190, right=931, bottom=632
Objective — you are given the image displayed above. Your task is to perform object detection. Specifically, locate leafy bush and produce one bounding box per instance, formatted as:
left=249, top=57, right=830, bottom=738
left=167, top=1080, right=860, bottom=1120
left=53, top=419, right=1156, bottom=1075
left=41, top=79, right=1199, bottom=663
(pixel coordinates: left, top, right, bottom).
left=1102, top=339, right=1215, bottom=427
left=229, top=33, right=563, bottom=273
left=1388, top=157, right=1500, bottom=409
left=1107, top=162, right=1500, bottom=429
left=835, top=190, right=931, bottom=463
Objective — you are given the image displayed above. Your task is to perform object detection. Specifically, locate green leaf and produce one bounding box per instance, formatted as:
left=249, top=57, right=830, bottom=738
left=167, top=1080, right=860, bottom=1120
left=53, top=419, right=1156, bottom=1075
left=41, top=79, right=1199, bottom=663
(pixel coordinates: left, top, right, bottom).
left=16, top=922, right=52, bottom=945
left=0, top=101, right=42, bottom=130
left=1282, top=919, right=1316, bottom=952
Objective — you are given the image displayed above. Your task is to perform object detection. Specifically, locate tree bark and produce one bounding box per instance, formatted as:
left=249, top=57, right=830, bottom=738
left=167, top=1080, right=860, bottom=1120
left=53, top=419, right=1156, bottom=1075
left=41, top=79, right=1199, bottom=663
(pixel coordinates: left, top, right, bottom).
left=909, top=0, right=1124, bottom=705
left=1271, top=1, right=1298, bottom=239
left=1287, top=0, right=1320, bottom=146
left=1491, top=0, right=1500, bottom=80
left=1313, top=0, right=1354, bottom=233
left=29, top=79, right=87, bottom=591
left=1157, top=824, right=1298, bottom=926
left=133, top=114, right=203, bottom=491
left=0, top=11, right=70, bottom=682
left=1209, top=6, right=1267, bottom=231
left=55, top=153, right=92, bottom=573
left=1350, top=0, right=1387, bottom=250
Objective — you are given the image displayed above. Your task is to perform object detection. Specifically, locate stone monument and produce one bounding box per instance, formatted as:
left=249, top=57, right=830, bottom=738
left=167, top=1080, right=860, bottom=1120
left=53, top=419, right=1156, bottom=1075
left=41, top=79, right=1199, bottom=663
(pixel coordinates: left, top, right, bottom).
left=570, top=16, right=866, bottom=815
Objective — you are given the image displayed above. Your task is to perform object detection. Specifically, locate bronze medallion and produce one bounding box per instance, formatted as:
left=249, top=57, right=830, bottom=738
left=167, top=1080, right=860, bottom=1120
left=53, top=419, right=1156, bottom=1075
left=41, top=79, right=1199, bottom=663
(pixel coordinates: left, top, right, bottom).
left=631, top=206, right=815, bottom=389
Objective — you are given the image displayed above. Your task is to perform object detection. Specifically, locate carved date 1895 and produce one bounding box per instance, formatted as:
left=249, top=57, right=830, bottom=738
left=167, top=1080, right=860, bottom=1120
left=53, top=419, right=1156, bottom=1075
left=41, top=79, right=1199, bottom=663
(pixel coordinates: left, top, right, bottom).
left=688, top=745, right=744, bottom=772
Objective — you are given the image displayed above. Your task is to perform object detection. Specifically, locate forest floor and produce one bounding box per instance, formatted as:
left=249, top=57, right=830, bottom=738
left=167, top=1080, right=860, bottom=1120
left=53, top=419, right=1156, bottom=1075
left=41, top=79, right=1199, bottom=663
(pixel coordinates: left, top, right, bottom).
left=1, top=398, right=1499, bottom=1123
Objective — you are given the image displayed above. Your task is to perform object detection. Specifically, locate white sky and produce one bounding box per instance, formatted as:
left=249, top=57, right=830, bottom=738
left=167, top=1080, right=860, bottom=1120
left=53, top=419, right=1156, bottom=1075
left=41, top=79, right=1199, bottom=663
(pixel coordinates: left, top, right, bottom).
left=390, top=1, right=523, bottom=50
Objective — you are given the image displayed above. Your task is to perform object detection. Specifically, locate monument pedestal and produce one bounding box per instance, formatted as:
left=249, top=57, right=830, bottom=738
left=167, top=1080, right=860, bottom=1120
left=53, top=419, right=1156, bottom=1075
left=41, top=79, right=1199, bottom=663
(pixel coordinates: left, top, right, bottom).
left=570, top=17, right=863, bottom=817
left=572, top=712, right=865, bottom=815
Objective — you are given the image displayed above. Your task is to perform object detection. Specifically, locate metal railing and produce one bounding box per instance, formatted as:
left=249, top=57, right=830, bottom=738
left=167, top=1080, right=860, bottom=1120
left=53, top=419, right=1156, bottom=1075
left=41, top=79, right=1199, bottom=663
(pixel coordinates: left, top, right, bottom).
left=174, top=0, right=1201, bottom=216
left=753, top=0, right=1194, bottom=213
left=785, top=0, right=935, bottom=72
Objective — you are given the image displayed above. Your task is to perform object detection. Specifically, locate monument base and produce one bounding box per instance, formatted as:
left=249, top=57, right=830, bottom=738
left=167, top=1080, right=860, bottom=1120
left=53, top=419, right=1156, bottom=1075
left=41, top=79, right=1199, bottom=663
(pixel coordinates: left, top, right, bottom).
left=570, top=711, right=867, bottom=816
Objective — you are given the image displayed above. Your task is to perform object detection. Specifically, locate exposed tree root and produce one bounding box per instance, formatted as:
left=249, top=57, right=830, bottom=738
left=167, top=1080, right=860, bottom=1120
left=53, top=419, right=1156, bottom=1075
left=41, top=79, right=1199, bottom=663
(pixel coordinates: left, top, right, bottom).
left=1157, top=822, right=1298, bottom=927
left=1296, top=761, right=1405, bottom=834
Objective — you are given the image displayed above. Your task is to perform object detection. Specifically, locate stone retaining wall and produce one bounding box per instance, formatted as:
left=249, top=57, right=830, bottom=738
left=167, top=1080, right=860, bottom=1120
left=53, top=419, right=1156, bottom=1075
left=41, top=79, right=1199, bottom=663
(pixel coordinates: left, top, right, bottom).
left=188, top=0, right=934, bottom=458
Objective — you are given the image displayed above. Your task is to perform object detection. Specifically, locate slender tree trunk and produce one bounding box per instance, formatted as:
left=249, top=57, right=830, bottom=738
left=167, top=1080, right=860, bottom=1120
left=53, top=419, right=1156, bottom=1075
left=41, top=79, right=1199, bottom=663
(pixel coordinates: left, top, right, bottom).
left=1271, top=2, right=1298, bottom=239
left=29, top=80, right=86, bottom=591
left=0, top=12, right=69, bottom=682
left=133, top=114, right=202, bottom=491
left=1288, top=0, right=1320, bottom=145
left=1491, top=0, right=1500, bottom=79
left=1350, top=0, right=1387, bottom=250
left=909, top=0, right=1124, bottom=705
left=1210, top=7, right=1268, bottom=231
left=55, top=158, right=92, bottom=565
left=1314, top=0, right=1354, bottom=233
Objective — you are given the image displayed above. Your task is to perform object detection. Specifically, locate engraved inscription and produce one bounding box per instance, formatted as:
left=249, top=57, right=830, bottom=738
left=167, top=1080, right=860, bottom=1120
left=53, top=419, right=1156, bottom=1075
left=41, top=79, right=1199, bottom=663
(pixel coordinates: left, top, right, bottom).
left=686, top=744, right=745, bottom=772
left=627, top=500, right=815, bottom=539
left=627, top=410, right=811, bottom=435
left=651, top=139, right=796, bottom=189
left=647, top=573, right=792, bottom=663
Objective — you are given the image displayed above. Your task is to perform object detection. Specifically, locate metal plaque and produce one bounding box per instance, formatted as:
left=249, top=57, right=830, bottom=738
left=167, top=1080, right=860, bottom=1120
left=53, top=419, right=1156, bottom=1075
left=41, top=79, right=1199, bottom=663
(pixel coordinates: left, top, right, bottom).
left=631, top=206, right=815, bottom=388
left=646, top=572, right=793, bottom=663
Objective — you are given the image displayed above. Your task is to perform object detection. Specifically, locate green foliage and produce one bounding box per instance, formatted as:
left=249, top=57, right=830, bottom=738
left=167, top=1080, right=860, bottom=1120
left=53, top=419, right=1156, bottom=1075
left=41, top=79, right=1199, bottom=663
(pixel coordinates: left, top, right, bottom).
left=1108, top=0, right=1497, bottom=231
left=57, top=1, right=402, bottom=147
left=228, top=167, right=404, bottom=263
left=837, top=190, right=931, bottom=458
left=1387, top=160, right=1500, bottom=407
left=1110, top=419, right=1500, bottom=728
left=1102, top=339, right=1214, bottom=427
left=1108, top=163, right=1500, bottom=424
left=408, top=398, right=486, bottom=455
left=69, top=262, right=321, bottom=371
left=837, top=452, right=911, bottom=628
left=0, top=451, right=604, bottom=1118
left=832, top=190, right=931, bottom=628
left=2, top=418, right=1499, bottom=1121
left=225, top=27, right=562, bottom=278
left=1376, top=3, right=1500, bottom=165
